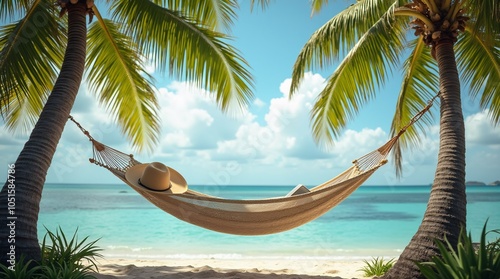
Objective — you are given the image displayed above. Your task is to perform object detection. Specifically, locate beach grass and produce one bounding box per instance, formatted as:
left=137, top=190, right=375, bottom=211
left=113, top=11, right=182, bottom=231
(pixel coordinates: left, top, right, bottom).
left=358, top=257, right=395, bottom=277
left=417, top=222, right=500, bottom=279
left=0, top=227, right=102, bottom=279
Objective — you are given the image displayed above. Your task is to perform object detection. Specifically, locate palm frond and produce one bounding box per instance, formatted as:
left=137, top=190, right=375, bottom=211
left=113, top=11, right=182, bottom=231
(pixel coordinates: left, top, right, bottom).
left=290, top=0, right=400, bottom=94
left=158, top=0, right=239, bottom=32
left=111, top=0, right=254, bottom=113
left=456, top=26, right=500, bottom=124
left=0, top=0, right=65, bottom=123
left=310, top=0, right=330, bottom=16
left=0, top=0, right=30, bottom=20
left=464, top=0, right=500, bottom=36
left=391, top=37, right=439, bottom=177
left=249, top=0, right=273, bottom=11
left=309, top=10, right=407, bottom=147
left=86, top=12, right=160, bottom=152
left=4, top=81, right=48, bottom=134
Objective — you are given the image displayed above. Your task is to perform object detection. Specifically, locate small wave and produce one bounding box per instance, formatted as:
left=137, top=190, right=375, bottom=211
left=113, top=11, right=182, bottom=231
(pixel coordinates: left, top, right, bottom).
left=106, top=245, right=153, bottom=252
left=100, top=252, right=391, bottom=261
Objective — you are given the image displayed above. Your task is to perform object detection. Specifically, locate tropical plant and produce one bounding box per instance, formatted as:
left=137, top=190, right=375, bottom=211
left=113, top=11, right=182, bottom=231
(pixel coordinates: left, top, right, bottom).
left=253, top=0, right=499, bottom=278
left=486, top=229, right=500, bottom=254
left=0, top=255, right=40, bottom=279
left=417, top=222, right=500, bottom=279
left=40, top=227, right=102, bottom=274
left=38, top=264, right=97, bottom=279
left=359, top=257, right=395, bottom=277
left=0, top=0, right=253, bottom=264
left=0, top=227, right=101, bottom=279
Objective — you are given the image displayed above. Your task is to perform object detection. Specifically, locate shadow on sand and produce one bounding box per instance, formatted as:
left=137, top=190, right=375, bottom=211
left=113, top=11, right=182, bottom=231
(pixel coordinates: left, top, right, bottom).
left=92, top=264, right=363, bottom=279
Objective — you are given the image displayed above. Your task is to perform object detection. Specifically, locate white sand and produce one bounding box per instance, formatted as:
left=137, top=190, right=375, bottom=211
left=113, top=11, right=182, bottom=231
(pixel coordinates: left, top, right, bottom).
left=92, top=258, right=372, bottom=279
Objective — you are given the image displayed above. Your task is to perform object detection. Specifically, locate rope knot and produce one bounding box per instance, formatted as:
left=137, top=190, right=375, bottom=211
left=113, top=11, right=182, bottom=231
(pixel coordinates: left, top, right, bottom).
left=91, top=139, right=105, bottom=152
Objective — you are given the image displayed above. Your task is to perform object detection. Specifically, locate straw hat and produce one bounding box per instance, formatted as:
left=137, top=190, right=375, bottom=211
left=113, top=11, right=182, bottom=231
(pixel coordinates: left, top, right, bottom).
left=125, top=162, right=188, bottom=194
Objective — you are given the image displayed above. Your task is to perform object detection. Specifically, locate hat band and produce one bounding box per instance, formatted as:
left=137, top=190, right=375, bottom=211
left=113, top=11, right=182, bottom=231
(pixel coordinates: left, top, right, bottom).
left=138, top=179, right=172, bottom=192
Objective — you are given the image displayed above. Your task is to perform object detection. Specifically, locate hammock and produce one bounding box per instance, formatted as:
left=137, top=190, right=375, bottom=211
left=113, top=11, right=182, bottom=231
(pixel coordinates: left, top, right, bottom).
left=69, top=94, right=438, bottom=235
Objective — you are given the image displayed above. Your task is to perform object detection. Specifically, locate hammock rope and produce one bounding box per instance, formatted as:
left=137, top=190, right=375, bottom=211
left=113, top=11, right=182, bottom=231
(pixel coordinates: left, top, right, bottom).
left=68, top=92, right=439, bottom=235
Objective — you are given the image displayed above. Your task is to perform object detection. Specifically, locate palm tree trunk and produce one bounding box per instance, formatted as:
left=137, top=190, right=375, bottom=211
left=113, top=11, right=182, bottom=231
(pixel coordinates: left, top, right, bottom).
left=382, top=39, right=467, bottom=279
left=0, top=2, right=87, bottom=264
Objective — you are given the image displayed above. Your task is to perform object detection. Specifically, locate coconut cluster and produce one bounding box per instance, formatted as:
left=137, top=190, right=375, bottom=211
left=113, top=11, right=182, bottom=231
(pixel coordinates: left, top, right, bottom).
left=405, top=0, right=469, bottom=45
left=57, top=0, right=95, bottom=22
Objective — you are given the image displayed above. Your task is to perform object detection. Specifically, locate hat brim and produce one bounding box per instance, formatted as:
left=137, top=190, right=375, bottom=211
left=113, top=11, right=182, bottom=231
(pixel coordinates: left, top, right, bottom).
left=125, top=163, right=188, bottom=194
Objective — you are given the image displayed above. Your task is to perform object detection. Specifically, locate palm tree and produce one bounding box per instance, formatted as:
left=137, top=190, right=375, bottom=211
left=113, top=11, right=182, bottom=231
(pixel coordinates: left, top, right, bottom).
left=289, top=0, right=499, bottom=278
left=0, top=0, right=253, bottom=263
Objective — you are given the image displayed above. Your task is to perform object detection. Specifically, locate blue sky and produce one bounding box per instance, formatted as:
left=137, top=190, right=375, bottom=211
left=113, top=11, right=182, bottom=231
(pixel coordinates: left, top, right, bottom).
left=1, top=1, right=499, bottom=187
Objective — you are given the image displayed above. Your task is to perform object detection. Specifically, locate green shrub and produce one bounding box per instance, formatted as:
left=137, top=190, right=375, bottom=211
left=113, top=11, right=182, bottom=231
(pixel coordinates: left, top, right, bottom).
left=39, top=262, right=97, bottom=279
left=40, top=227, right=102, bottom=274
left=417, top=222, right=500, bottom=279
left=0, top=227, right=102, bottom=279
left=359, top=257, right=396, bottom=277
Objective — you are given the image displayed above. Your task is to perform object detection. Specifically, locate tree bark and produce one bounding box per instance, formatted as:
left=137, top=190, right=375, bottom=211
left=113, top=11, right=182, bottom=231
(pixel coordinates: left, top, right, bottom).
left=0, top=2, right=87, bottom=265
left=382, top=39, right=467, bottom=278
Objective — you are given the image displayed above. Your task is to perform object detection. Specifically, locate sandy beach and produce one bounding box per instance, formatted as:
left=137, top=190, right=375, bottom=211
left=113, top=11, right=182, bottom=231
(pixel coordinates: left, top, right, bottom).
left=92, top=258, right=372, bottom=279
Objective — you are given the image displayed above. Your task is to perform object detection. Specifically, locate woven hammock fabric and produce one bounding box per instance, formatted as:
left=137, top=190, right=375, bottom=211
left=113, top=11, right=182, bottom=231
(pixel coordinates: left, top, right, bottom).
left=90, top=136, right=392, bottom=235
left=123, top=165, right=382, bottom=235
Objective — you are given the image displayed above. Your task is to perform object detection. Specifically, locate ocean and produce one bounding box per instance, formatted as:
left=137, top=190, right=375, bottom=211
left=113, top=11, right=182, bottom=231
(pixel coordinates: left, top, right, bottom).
left=38, top=184, right=500, bottom=260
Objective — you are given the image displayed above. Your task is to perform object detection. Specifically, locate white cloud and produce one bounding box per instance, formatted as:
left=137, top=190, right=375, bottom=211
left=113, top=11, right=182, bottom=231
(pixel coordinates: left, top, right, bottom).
left=462, top=110, right=500, bottom=184
left=465, top=110, right=500, bottom=147
left=162, top=131, right=192, bottom=148
left=253, top=98, right=266, bottom=108
left=331, top=127, right=388, bottom=162
left=212, top=73, right=328, bottom=165
left=154, top=82, right=254, bottom=154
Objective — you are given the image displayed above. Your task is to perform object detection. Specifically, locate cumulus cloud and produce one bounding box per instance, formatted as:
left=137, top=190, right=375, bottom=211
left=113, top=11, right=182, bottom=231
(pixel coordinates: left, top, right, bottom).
left=212, top=73, right=329, bottom=164
left=155, top=82, right=254, bottom=153
left=150, top=72, right=394, bottom=184
left=465, top=110, right=500, bottom=147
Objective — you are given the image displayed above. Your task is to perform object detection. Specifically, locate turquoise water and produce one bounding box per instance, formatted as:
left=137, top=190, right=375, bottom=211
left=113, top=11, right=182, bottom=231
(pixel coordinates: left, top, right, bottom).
left=38, top=184, right=500, bottom=260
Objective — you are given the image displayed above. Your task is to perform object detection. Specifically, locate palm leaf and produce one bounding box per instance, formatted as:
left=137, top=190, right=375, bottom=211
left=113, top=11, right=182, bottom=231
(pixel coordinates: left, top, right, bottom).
left=156, top=0, right=239, bottom=32
left=3, top=81, right=48, bottom=134
left=0, top=0, right=65, bottom=126
left=464, top=0, right=500, bottom=36
left=310, top=0, right=331, bottom=15
left=0, top=0, right=31, bottom=20
left=249, top=0, right=273, bottom=11
left=308, top=9, right=407, bottom=147
left=86, top=10, right=160, bottom=152
left=391, top=37, right=439, bottom=176
left=111, top=0, right=254, bottom=113
left=290, top=0, right=400, bottom=94
left=456, top=26, right=500, bottom=124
